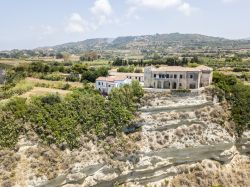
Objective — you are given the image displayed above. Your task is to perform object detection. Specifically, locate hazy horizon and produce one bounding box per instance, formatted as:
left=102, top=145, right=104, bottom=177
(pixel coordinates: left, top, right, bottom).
left=1, top=0, right=250, bottom=50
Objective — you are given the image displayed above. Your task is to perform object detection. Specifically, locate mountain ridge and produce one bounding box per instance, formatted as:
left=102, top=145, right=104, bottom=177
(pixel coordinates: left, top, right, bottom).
left=36, top=33, right=250, bottom=54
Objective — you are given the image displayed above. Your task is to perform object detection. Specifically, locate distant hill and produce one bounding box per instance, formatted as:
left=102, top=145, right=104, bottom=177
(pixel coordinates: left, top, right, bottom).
left=36, top=33, right=250, bottom=54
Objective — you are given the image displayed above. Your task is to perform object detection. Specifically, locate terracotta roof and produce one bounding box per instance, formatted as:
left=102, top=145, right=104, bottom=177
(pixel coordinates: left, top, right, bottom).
left=150, top=65, right=212, bottom=72
left=96, top=75, right=127, bottom=82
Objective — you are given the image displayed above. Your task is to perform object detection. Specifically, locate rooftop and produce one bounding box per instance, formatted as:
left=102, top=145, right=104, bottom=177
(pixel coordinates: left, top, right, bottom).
left=109, top=72, right=144, bottom=77
left=149, top=65, right=212, bottom=72
left=96, top=75, right=127, bottom=82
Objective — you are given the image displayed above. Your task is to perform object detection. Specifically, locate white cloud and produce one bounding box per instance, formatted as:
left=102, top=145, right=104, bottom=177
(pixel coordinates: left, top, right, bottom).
left=69, top=13, right=84, bottom=22
left=127, top=0, right=182, bottom=9
left=91, top=0, right=112, bottom=16
left=126, top=0, right=194, bottom=16
left=65, top=1, right=114, bottom=35
left=65, top=13, right=90, bottom=34
left=178, top=2, right=192, bottom=16
left=91, top=0, right=114, bottom=26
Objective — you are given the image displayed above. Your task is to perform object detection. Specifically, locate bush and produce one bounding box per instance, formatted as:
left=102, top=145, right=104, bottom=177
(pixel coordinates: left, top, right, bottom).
left=213, top=72, right=250, bottom=138
left=66, top=73, right=80, bottom=82
left=0, top=98, right=27, bottom=149
left=62, top=83, right=71, bottom=90
left=171, top=89, right=191, bottom=94
left=117, top=66, right=135, bottom=73
left=233, top=68, right=249, bottom=72
left=42, top=73, right=64, bottom=81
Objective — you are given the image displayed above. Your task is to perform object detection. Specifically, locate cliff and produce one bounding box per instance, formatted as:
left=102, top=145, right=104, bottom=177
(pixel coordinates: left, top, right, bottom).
left=0, top=90, right=249, bottom=187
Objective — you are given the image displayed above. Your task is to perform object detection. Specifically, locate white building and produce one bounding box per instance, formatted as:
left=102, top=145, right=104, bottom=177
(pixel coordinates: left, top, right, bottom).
left=144, top=65, right=213, bottom=90
left=96, top=75, right=131, bottom=94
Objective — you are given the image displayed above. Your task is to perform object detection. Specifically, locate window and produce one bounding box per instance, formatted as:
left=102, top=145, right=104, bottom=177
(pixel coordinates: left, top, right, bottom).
left=98, top=82, right=100, bottom=85
left=166, top=74, right=169, bottom=78
left=189, top=84, right=196, bottom=89
left=179, top=83, right=182, bottom=87
left=180, top=75, right=183, bottom=79
left=159, top=74, right=162, bottom=78
left=154, top=74, right=156, bottom=78
left=174, top=74, right=177, bottom=79
left=190, top=74, right=193, bottom=79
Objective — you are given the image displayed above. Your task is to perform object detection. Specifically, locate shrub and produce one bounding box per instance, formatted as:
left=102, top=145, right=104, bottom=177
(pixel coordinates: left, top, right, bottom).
left=213, top=72, right=250, bottom=138
left=233, top=68, right=249, bottom=72
left=117, top=66, right=135, bottom=73
left=0, top=98, right=27, bottom=149
left=66, top=73, right=80, bottom=82
left=42, top=73, right=64, bottom=81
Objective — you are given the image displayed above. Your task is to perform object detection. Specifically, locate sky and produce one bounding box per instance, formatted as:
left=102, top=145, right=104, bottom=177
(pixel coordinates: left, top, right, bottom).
left=0, top=0, right=249, bottom=50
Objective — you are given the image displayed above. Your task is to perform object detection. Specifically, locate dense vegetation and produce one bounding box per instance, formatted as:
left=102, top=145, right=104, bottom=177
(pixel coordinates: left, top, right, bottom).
left=112, top=57, right=189, bottom=67
left=0, top=61, right=110, bottom=100
left=213, top=72, right=250, bottom=137
left=0, top=81, right=144, bottom=149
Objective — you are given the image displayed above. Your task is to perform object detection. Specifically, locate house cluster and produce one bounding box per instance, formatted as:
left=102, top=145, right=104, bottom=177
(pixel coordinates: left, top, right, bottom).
left=96, top=65, right=213, bottom=94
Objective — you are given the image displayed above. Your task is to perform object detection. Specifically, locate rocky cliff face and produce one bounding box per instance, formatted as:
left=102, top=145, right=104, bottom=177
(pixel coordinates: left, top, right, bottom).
left=0, top=90, right=249, bottom=187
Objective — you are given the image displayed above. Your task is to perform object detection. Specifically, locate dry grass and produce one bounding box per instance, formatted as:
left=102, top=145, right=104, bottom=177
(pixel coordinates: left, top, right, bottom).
left=20, top=87, right=70, bottom=98
left=25, top=77, right=83, bottom=89
left=0, top=59, right=31, bottom=66
left=244, top=81, right=250, bottom=86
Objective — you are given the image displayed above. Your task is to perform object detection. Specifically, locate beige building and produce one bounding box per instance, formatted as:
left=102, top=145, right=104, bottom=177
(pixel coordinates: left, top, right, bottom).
left=144, top=65, right=213, bottom=90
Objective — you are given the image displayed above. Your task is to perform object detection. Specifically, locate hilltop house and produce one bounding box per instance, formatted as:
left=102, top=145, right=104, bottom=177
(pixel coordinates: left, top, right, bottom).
left=144, top=65, right=213, bottom=90
left=96, top=75, right=131, bottom=94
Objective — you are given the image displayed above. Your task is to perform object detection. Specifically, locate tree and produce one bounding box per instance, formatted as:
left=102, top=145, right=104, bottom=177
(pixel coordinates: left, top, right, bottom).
left=56, top=53, right=64, bottom=59
left=131, top=80, right=144, bottom=101
left=80, top=56, right=85, bottom=61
